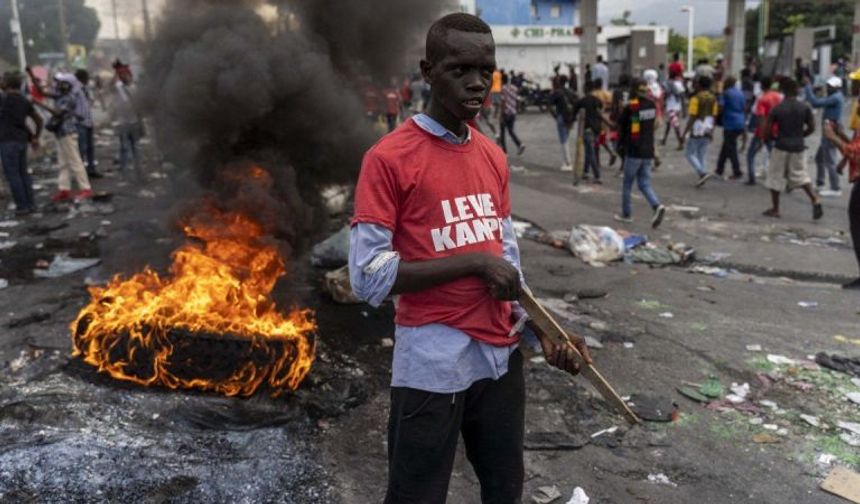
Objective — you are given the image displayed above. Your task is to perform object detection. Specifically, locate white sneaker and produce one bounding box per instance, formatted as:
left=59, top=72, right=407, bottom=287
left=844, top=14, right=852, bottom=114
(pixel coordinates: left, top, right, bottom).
left=819, top=189, right=843, bottom=197
left=613, top=214, right=633, bottom=223
left=560, top=164, right=573, bottom=172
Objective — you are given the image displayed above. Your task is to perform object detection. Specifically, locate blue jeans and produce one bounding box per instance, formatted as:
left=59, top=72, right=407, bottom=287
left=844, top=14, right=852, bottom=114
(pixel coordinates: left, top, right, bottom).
left=77, top=124, right=95, bottom=173
left=746, top=136, right=772, bottom=183
left=0, top=142, right=35, bottom=211
left=815, top=136, right=840, bottom=190
left=621, top=156, right=660, bottom=218
left=685, top=136, right=710, bottom=177
left=583, top=129, right=600, bottom=179
left=556, top=115, right=571, bottom=165
left=118, top=129, right=140, bottom=174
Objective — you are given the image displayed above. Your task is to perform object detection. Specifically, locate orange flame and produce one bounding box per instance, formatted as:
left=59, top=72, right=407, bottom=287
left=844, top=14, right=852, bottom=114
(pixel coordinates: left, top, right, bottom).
left=71, top=201, right=316, bottom=397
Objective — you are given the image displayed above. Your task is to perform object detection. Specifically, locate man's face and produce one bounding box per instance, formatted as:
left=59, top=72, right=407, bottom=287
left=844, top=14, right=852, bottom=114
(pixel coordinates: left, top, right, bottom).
left=421, top=30, right=495, bottom=120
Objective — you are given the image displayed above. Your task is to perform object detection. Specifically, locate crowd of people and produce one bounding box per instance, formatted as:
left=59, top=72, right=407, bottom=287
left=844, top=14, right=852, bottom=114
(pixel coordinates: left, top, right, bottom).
left=0, top=59, right=145, bottom=215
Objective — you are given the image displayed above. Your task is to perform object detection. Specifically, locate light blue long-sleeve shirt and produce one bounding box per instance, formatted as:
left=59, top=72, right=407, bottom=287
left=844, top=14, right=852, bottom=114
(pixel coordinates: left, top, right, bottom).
left=348, top=114, right=529, bottom=393
left=804, top=85, right=844, bottom=123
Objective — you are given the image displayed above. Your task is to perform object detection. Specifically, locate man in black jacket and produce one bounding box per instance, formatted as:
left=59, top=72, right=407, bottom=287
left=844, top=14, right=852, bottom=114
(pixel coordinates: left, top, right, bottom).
left=616, top=77, right=666, bottom=228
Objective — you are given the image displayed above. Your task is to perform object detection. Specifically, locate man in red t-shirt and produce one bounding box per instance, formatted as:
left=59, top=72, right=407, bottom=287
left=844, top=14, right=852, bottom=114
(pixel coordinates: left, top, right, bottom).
left=350, top=13, right=591, bottom=503
left=823, top=120, right=860, bottom=289
left=746, top=76, right=783, bottom=185
left=668, top=52, right=684, bottom=79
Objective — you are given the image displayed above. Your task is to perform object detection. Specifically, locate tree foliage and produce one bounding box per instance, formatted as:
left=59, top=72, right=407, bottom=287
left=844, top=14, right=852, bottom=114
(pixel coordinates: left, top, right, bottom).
left=0, top=0, right=100, bottom=69
left=745, top=0, right=854, bottom=60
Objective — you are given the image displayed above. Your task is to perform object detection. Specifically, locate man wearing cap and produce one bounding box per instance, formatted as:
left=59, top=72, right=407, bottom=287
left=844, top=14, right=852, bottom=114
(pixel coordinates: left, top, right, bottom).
left=805, top=76, right=845, bottom=197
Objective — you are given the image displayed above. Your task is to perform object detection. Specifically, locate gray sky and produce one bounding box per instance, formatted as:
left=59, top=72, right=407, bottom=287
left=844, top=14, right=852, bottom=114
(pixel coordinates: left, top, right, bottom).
left=598, top=0, right=761, bottom=36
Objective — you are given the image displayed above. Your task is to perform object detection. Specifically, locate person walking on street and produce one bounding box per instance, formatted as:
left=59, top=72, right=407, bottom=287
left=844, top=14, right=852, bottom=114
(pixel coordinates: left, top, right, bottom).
left=111, top=61, right=144, bottom=178
left=349, top=14, right=592, bottom=503
left=746, top=76, right=782, bottom=185
left=822, top=120, right=860, bottom=289
left=661, top=71, right=685, bottom=149
left=498, top=73, right=525, bottom=155
left=804, top=76, right=845, bottom=197
left=573, top=80, right=608, bottom=183
left=549, top=75, right=576, bottom=171
left=74, top=69, right=100, bottom=179
left=761, top=78, right=822, bottom=220
left=36, top=73, right=92, bottom=202
left=668, top=52, right=684, bottom=82
left=615, top=77, right=666, bottom=228
left=715, top=76, right=747, bottom=180
left=683, top=76, right=718, bottom=187
left=592, top=55, right=609, bottom=91
left=0, top=72, right=43, bottom=215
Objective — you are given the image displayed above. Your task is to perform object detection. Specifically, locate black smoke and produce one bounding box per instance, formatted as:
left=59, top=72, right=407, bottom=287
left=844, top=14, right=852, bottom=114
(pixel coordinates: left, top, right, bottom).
left=139, top=0, right=450, bottom=249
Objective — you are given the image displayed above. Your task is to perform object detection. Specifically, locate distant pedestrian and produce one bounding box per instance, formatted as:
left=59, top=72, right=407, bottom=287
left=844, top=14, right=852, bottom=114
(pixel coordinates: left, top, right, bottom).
left=383, top=84, right=401, bottom=132
left=615, top=77, right=666, bottom=228
left=804, top=76, right=845, bottom=197
left=761, top=78, right=822, bottom=220
left=822, top=120, right=860, bottom=289
left=668, top=52, right=684, bottom=81
left=498, top=73, right=525, bottom=155
left=683, top=75, right=718, bottom=187
left=661, top=72, right=685, bottom=149
left=491, top=68, right=503, bottom=117
left=409, top=74, right=425, bottom=114
left=573, top=80, right=607, bottom=183
left=715, top=76, right=746, bottom=180
left=592, top=56, right=609, bottom=91
left=73, top=69, right=100, bottom=179
left=39, top=73, right=92, bottom=202
left=695, top=58, right=715, bottom=80
left=746, top=76, right=782, bottom=185
left=111, top=61, right=144, bottom=178
left=549, top=75, right=576, bottom=171
left=0, top=72, right=43, bottom=214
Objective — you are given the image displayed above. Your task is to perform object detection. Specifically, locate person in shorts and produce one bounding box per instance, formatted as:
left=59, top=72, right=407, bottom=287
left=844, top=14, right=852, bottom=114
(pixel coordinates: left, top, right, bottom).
left=761, top=78, right=822, bottom=220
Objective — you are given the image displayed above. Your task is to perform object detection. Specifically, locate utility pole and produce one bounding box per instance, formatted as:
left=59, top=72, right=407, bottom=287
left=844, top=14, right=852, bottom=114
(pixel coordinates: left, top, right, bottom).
left=141, top=0, right=152, bottom=42
left=58, top=0, right=69, bottom=64
left=10, top=0, right=27, bottom=71
left=112, top=0, right=120, bottom=41
left=681, top=5, right=694, bottom=74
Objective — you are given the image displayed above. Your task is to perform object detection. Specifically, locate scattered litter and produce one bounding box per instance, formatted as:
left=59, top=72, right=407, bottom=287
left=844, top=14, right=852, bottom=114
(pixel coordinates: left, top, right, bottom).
left=846, top=392, right=860, bottom=405
left=838, top=421, right=860, bottom=437
left=637, top=299, right=665, bottom=310
left=767, top=354, right=796, bottom=366
left=584, top=336, right=604, bottom=349
left=32, top=254, right=101, bottom=278
left=818, top=454, right=837, bottom=465
left=0, top=279, right=7, bottom=289
left=677, top=386, right=709, bottom=403
left=0, top=232, right=8, bottom=238
left=137, top=189, right=157, bottom=198
left=815, top=353, right=860, bottom=377
left=799, top=414, right=821, bottom=427
left=0, top=220, right=20, bottom=228
left=688, top=265, right=728, bottom=278
left=646, top=473, right=677, bottom=487
left=100, top=220, right=112, bottom=226
left=752, top=433, right=780, bottom=444
left=627, top=393, right=679, bottom=422
left=0, top=240, right=16, bottom=250
left=852, top=377, right=860, bottom=388
left=589, top=426, right=618, bottom=438
left=746, top=344, right=762, bottom=352
left=726, top=382, right=750, bottom=403
left=629, top=245, right=685, bottom=265
left=531, top=485, right=562, bottom=504
left=588, top=321, right=607, bottom=331
left=820, top=466, right=860, bottom=504
left=568, top=225, right=624, bottom=266
left=797, top=301, right=818, bottom=308
left=701, top=251, right=731, bottom=263
left=564, top=487, right=589, bottom=504
left=6, top=311, right=51, bottom=329
left=321, top=185, right=350, bottom=215
left=667, top=204, right=699, bottom=213
left=322, top=265, right=361, bottom=304
left=698, top=378, right=723, bottom=399
left=696, top=285, right=715, bottom=292
left=762, top=423, right=779, bottom=431
left=380, top=338, right=394, bottom=348
left=749, top=417, right=764, bottom=425
left=658, top=312, right=674, bottom=319
left=575, top=288, right=608, bottom=300
left=841, top=433, right=860, bottom=447
left=834, top=335, right=860, bottom=346
left=26, top=222, right=69, bottom=235
left=759, top=400, right=778, bottom=409
left=623, top=234, right=648, bottom=250
left=530, top=356, right=546, bottom=364
left=623, top=342, right=634, bottom=349
left=776, top=428, right=789, bottom=436
left=311, top=226, right=350, bottom=268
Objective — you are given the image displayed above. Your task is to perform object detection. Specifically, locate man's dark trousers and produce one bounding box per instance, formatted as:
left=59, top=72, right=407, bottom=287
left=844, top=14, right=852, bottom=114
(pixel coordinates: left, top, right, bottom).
left=384, top=349, right=525, bottom=504
left=716, top=128, right=742, bottom=177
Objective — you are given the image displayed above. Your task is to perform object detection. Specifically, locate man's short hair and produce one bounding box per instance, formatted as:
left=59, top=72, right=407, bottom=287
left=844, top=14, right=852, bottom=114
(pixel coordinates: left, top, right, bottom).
left=781, top=77, right=798, bottom=97
left=597, top=55, right=604, bottom=63
left=425, top=13, right=492, bottom=62
left=592, top=77, right=603, bottom=88
left=2, top=72, right=22, bottom=90
left=761, top=76, right=772, bottom=90
left=698, top=75, right=712, bottom=90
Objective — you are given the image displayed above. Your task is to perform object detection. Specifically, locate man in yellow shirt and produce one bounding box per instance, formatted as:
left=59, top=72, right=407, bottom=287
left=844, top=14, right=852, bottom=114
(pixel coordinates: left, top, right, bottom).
left=682, top=75, right=718, bottom=187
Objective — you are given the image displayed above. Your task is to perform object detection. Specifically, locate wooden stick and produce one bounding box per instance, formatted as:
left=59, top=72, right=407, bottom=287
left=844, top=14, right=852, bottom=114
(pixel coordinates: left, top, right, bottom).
left=519, top=287, right=640, bottom=425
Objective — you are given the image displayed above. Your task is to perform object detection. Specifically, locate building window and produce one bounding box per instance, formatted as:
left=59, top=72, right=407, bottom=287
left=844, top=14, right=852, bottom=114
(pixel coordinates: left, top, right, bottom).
left=550, top=4, right=561, bottom=18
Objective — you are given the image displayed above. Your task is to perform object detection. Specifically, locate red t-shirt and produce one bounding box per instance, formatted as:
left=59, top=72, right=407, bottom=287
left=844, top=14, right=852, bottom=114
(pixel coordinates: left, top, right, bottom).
left=384, top=88, right=400, bottom=115
left=840, top=139, right=860, bottom=184
left=352, top=119, right=516, bottom=346
left=755, top=91, right=784, bottom=139
left=668, top=61, right=684, bottom=79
